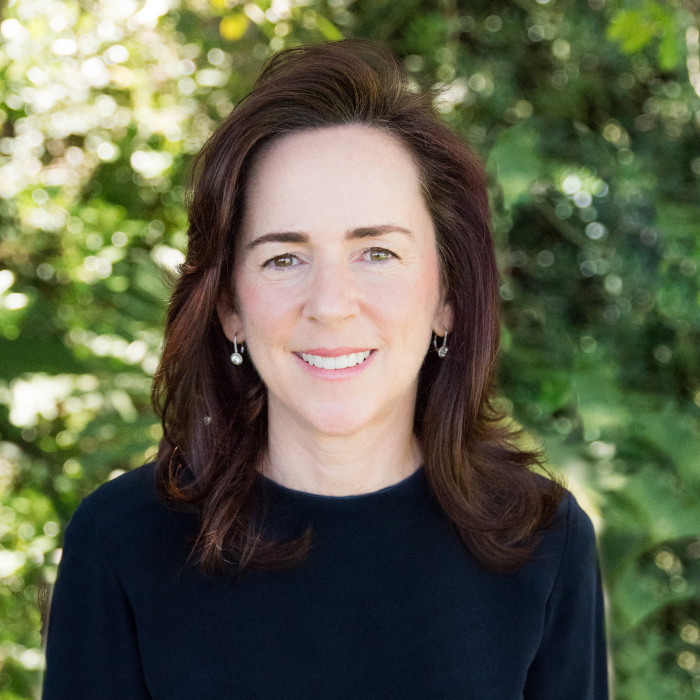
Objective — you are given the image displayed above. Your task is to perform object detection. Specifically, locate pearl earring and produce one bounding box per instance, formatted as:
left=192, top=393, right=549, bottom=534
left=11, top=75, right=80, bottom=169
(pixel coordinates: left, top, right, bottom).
left=230, top=335, right=245, bottom=365
left=433, top=330, right=448, bottom=358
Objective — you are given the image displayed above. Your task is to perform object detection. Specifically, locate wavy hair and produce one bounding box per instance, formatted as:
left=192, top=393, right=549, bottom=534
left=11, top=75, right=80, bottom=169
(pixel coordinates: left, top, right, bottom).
left=152, top=39, right=564, bottom=576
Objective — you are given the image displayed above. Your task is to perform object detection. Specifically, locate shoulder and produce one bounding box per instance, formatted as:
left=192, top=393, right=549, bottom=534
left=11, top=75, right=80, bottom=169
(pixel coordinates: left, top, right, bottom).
left=518, top=473, right=597, bottom=568
left=551, top=487, right=596, bottom=552
left=532, top=481, right=598, bottom=584
left=74, top=462, right=161, bottom=533
left=533, top=472, right=596, bottom=543
left=86, top=460, right=158, bottom=503
left=558, top=490, right=599, bottom=581
left=64, top=462, right=197, bottom=574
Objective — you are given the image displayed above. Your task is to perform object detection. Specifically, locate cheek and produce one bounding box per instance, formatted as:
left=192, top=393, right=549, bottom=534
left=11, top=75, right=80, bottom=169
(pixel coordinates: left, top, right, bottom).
left=235, top=274, right=297, bottom=344
left=374, top=260, right=441, bottom=323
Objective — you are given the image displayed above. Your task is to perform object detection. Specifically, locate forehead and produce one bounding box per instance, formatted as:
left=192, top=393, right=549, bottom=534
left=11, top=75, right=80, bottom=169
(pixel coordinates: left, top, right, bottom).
left=241, top=124, right=430, bottom=238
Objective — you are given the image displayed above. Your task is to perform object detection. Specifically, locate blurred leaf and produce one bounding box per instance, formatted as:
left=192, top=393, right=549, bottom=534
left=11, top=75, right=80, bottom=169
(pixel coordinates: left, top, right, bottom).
left=607, top=1, right=679, bottom=69
left=220, top=14, right=249, bottom=41
left=658, top=27, right=679, bottom=70
left=612, top=555, right=699, bottom=632
left=314, top=14, right=343, bottom=41
left=607, top=10, right=658, bottom=53
left=0, top=337, right=84, bottom=379
left=486, top=123, right=545, bottom=210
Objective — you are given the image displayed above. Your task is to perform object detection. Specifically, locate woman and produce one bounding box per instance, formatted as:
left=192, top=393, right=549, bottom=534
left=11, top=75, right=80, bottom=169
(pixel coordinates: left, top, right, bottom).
left=43, top=40, right=608, bottom=699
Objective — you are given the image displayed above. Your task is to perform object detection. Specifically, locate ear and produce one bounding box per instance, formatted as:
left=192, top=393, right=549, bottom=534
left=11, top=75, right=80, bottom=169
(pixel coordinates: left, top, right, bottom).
left=216, top=296, right=245, bottom=344
left=433, top=298, right=453, bottom=337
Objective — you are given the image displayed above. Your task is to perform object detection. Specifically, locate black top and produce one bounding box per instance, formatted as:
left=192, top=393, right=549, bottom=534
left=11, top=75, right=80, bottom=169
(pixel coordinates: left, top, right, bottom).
left=43, top=462, right=608, bottom=699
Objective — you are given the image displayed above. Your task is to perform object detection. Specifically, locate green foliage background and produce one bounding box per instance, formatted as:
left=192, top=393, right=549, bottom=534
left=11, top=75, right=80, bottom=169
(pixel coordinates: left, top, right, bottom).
left=0, top=0, right=698, bottom=697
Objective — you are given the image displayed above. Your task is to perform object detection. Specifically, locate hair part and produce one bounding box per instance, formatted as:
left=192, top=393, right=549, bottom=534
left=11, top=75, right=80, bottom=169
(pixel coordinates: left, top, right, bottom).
left=152, top=39, right=565, bottom=578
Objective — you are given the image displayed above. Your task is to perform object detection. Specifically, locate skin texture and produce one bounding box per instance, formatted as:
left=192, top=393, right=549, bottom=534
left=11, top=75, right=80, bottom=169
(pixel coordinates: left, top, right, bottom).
left=217, top=125, right=452, bottom=496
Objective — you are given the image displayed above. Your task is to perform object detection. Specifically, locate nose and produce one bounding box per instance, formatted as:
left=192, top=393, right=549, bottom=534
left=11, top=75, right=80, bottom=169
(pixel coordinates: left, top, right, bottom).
left=302, top=257, right=360, bottom=327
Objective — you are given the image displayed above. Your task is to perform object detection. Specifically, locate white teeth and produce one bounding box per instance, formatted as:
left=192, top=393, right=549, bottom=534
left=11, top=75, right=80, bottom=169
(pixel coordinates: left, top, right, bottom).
left=335, top=355, right=348, bottom=369
left=300, top=351, right=372, bottom=370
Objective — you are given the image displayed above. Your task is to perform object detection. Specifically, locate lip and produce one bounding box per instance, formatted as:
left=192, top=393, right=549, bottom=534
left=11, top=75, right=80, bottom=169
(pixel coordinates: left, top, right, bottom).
left=299, top=347, right=373, bottom=357
left=295, top=348, right=375, bottom=379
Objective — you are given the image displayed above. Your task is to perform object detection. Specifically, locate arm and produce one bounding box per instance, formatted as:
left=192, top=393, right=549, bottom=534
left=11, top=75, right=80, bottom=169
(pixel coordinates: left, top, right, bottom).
left=524, top=495, right=609, bottom=700
left=42, top=500, right=152, bottom=700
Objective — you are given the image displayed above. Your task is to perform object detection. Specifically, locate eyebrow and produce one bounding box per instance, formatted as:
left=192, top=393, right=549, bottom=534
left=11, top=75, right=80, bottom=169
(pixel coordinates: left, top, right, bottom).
left=244, top=224, right=414, bottom=252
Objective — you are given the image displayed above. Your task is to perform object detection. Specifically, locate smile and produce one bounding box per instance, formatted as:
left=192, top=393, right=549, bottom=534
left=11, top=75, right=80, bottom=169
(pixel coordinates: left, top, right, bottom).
left=300, top=351, right=371, bottom=370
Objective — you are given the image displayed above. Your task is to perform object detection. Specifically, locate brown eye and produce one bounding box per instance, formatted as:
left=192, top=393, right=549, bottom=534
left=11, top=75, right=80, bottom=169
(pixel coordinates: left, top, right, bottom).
left=272, top=255, right=294, bottom=267
left=369, top=249, right=391, bottom=262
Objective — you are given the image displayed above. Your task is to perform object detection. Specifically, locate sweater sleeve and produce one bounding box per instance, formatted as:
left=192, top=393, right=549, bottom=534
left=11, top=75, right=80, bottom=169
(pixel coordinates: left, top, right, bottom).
left=524, top=495, right=609, bottom=700
left=42, top=499, right=152, bottom=700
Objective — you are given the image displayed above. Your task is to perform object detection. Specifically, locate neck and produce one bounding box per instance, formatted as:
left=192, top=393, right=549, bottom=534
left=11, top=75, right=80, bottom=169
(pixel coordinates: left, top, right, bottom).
left=262, top=398, right=422, bottom=497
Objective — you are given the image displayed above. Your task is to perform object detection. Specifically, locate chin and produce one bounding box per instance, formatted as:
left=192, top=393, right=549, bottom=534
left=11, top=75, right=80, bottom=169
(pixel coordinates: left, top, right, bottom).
left=297, top=402, right=377, bottom=437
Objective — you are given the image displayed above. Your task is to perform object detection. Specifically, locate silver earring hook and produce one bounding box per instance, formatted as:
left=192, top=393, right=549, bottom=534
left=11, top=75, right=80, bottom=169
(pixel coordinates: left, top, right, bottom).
left=230, top=335, right=245, bottom=365
left=433, top=330, right=448, bottom=358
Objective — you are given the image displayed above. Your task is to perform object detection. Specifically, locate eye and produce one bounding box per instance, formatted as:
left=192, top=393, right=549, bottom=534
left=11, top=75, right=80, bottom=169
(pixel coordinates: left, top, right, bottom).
left=365, top=248, right=397, bottom=263
left=263, top=253, right=299, bottom=269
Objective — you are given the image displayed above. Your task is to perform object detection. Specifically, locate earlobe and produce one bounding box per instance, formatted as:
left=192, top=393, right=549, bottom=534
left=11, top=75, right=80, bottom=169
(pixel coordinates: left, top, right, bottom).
left=433, top=301, right=454, bottom=337
left=216, top=298, right=245, bottom=344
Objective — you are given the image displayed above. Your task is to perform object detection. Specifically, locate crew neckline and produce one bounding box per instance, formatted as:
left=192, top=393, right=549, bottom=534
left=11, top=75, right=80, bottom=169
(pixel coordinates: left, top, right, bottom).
left=257, top=465, right=424, bottom=502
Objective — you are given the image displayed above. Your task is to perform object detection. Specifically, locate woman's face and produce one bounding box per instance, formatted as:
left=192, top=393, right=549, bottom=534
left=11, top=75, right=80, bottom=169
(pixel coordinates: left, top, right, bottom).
left=218, top=125, right=452, bottom=437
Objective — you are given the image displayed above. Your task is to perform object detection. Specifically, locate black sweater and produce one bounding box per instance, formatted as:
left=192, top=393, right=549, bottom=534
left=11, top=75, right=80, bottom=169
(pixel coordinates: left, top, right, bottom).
left=43, top=462, right=608, bottom=699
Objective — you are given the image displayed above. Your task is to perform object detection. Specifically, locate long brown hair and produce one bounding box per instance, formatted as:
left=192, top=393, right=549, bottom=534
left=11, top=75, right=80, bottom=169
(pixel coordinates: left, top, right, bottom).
left=152, top=39, right=564, bottom=576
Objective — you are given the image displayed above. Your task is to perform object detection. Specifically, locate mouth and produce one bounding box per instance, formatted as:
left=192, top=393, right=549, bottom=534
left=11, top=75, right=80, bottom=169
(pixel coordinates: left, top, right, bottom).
left=298, top=349, right=373, bottom=370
